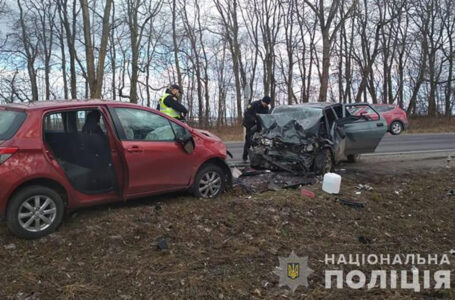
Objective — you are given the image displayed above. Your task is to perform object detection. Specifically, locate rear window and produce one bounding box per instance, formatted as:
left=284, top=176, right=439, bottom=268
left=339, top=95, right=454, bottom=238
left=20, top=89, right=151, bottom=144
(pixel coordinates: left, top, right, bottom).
left=372, top=105, right=394, bottom=113
left=0, top=110, right=27, bottom=140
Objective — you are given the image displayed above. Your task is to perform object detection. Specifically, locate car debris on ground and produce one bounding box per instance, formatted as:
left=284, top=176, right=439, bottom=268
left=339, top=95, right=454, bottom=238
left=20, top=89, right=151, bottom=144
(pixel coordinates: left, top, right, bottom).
left=337, top=198, right=365, bottom=209
left=355, top=184, right=374, bottom=191
left=233, top=168, right=317, bottom=194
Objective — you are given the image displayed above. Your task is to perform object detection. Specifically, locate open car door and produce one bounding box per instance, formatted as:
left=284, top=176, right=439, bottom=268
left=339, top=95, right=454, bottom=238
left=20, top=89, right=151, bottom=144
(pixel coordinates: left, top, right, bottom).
left=342, top=104, right=387, bottom=154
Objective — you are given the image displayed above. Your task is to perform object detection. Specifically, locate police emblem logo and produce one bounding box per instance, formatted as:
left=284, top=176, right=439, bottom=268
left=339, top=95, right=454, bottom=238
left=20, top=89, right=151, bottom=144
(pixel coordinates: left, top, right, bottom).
left=274, top=251, right=313, bottom=293
left=287, top=262, right=299, bottom=280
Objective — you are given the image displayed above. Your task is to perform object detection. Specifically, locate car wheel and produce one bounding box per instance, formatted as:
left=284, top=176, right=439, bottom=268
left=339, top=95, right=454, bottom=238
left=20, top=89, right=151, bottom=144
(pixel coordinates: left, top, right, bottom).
left=6, top=186, right=64, bottom=239
left=390, top=121, right=403, bottom=135
left=192, top=164, right=226, bottom=198
left=347, top=154, right=361, bottom=163
left=312, top=149, right=333, bottom=175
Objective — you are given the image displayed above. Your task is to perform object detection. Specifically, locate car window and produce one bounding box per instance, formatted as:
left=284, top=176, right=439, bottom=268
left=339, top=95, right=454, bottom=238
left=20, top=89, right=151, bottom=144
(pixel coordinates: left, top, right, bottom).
left=0, top=110, right=27, bottom=140
left=345, top=105, right=380, bottom=120
left=44, top=110, right=107, bottom=135
left=76, top=110, right=107, bottom=133
left=372, top=105, right=394, bottom=113
left=170, top=121, right=187, bottom=139
left=113, top=108, right=175, bottom=141
left=44, top=113, right=64, bottom=132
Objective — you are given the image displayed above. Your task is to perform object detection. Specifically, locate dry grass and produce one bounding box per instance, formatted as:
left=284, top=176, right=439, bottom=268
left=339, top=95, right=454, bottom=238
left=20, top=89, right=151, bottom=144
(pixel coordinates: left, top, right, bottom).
left=1, top=161, right=454, bottom=299
left=407, top=116, right=455, bottom=134
left=208, top=126, right=244, bottom=141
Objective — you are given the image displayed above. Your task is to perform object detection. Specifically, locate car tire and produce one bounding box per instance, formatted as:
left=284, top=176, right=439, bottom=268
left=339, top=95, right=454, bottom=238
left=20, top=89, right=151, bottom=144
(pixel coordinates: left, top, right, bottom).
left=192, top=164, right=226, bottom=198
left=6, top=186, right=64, bottom=239
left=312, top=149, right=333, bottom=175
left=390, top=121, right=403, bottom=135
left=347, top=154, right=360, bottom=163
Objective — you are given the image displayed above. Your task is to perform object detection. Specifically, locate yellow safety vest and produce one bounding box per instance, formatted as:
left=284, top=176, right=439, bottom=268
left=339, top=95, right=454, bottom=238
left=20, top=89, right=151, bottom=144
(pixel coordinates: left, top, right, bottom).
left=159, top=93, right=180, bottom=118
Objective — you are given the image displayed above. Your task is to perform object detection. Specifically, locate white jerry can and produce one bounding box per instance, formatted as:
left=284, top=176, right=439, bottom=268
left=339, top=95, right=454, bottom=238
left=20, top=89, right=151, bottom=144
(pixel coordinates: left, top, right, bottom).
left=322, top=172, right=341, bottom=194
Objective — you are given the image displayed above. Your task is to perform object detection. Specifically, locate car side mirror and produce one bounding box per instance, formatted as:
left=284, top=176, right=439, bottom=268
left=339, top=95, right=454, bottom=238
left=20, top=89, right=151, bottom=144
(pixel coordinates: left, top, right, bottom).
left=176, top=132, right=195, bottom=154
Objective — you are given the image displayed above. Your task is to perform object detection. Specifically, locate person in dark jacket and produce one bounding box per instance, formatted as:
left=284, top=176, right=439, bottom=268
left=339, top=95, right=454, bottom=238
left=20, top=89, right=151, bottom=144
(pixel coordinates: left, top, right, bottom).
left=242, top=95, right=271, bottom=161
left=157, top=84, right=188, bottom=121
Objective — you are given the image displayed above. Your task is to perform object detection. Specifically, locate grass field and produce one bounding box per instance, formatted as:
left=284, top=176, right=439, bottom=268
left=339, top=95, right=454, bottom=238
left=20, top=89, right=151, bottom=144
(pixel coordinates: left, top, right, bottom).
left=1, top=157, right=454, bottom=299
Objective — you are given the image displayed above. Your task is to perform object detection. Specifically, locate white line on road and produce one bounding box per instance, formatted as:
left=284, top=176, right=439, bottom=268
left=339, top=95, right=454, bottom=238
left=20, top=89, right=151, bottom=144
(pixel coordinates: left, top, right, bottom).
left=363, top=149, right=455, bottom=156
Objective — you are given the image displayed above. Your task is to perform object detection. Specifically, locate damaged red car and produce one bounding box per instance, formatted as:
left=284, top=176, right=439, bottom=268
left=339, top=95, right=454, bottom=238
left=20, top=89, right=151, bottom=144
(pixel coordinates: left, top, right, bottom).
left=0, top=100, right=231, bottom=239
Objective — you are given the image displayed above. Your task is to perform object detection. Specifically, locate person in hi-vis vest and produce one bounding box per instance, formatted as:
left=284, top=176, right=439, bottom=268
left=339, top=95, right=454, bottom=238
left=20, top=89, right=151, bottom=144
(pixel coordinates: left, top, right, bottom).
left=157, top=84, right=188, bottom=121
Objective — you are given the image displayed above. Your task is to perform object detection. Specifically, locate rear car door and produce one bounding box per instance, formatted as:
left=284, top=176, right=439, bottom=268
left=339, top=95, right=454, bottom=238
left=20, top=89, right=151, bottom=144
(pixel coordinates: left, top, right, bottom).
left=109, top=107, right=196, bottom=197
left=343, top=104, right=387, bottom=154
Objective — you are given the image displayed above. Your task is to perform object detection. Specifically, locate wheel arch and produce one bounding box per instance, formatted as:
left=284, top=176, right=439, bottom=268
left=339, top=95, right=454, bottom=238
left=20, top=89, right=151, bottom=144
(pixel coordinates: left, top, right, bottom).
left=6, top=178, right=69, bottom=217
left=194, top=157, right=232, bottom=188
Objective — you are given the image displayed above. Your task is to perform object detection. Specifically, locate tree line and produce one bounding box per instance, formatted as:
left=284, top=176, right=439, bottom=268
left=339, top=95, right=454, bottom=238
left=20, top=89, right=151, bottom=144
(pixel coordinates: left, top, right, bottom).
left=0, top=0, right=454, bottom=127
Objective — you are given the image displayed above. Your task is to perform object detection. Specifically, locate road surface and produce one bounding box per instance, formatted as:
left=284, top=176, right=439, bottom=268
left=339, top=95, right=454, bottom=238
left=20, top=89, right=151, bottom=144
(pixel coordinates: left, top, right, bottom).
left=226, top=133, right=455, bottom=162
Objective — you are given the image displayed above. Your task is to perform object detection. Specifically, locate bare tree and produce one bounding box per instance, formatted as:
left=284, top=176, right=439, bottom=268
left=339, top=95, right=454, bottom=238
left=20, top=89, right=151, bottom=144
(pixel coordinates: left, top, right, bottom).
left=304, top=0, right=358, bottom=102
left=17, top=0, right=39, bottom=101
left=80, top=0, right=113, bottom=98
left=123, top=0, right=162, bottom=103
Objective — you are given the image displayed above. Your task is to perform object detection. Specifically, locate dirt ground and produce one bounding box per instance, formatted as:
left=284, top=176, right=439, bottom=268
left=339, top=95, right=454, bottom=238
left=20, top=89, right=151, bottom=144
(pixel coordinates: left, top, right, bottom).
left=0, top=154, right=454, bottom=299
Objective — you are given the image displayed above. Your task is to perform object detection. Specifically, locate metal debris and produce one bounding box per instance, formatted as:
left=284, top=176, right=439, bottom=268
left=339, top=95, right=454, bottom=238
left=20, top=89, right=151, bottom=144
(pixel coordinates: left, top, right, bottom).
left=337, top=198, right=365, bottom=209
left=355, top=184, right=374, bottom=191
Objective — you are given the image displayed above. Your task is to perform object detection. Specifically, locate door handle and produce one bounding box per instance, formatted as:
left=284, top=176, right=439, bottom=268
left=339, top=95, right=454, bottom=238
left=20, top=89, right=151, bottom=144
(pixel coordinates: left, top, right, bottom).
left=376, top=123, right=384, bottom=127
left=126, top=146, right=143, bottom=153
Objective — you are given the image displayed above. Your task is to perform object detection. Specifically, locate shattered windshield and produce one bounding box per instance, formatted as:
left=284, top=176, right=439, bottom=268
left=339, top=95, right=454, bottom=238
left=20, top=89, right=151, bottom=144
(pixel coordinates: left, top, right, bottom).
left=257, top=108, right=323, bottom=144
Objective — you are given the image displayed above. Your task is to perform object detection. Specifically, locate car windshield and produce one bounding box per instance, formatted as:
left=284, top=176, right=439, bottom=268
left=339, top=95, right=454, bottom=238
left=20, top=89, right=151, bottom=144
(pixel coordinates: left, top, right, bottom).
left=0, top=110, right=27, bottom=140
left=272, top=105, right=323, bottom=118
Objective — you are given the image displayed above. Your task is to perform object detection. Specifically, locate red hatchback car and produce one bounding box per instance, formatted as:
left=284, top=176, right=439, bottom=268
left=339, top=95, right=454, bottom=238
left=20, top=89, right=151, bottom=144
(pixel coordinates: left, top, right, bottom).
left=0, top=100, right=231, bottom=239
left=353, top=104, right=408, bottom=135
left=371, top=104, right=408, bottom=135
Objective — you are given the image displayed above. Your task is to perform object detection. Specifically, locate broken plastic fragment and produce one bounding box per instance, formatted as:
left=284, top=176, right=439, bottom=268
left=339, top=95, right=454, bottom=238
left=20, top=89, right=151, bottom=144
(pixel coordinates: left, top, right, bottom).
left=301, top=189, right=315, bottom=198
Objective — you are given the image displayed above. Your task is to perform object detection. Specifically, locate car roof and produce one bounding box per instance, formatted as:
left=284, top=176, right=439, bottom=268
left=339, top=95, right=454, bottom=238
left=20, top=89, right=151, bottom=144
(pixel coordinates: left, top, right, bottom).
left=371, top=103, right=395, bottom=106
left=0, top=99, right=142, bottom=111
left=274, top=102, right=338, bottom=110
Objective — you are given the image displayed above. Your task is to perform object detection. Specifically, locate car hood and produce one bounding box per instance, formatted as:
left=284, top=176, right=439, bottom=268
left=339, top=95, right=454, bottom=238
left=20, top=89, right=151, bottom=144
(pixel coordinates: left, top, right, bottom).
left=257, top=112, right=322, bottom=144
left=192, top=128, right=222, bottom=142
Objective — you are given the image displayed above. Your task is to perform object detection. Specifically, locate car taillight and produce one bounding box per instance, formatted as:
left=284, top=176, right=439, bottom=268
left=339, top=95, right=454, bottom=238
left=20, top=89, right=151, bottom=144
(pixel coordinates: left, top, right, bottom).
left=0, top=147, right=18, bottom=164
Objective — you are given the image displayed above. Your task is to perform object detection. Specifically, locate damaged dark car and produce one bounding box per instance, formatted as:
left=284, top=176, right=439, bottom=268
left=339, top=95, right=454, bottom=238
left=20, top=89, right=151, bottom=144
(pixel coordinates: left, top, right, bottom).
left=249, top=103, right=387, bottom=175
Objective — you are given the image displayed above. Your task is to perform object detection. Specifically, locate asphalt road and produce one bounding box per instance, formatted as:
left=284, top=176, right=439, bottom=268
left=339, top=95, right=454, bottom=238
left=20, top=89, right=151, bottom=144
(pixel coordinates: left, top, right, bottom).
left=226, top=133, right=455, bottom=162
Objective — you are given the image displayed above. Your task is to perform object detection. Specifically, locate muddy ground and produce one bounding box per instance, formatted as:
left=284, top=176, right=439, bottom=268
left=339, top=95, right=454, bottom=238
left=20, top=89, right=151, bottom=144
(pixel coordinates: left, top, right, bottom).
left=0, top=154, right=454, bottom=299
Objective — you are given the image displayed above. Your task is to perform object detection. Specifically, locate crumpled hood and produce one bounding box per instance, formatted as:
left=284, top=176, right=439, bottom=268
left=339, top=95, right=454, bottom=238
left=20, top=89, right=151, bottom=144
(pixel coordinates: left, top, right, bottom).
left=193, top=128, right=222, bottom=142
left=257, top=112, right=322, bottom=144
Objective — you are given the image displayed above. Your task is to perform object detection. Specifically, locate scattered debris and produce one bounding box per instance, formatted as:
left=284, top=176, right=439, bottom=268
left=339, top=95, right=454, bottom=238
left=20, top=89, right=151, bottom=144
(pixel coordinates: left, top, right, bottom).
left=231, top=167, right=242, bottom=179
left=355, top=184, right=374, bottom=191
left=337, top=198, right=365, bottom=209
left=394, top=190, right=400, bottom=195
left=450, top=249, right=455, bottom=256
left=447, top=189, right=455, bottom=196
left=358, top=236, right=372, bottom=244
left=4, top=243, right=16, bottom=250
left=301, top=189, right=315, bottom=198
left=156, top=239, right=168, bottom=251
left=234, top=170, right=316, bottom=194
left=355, top=191, right=361, bottom=195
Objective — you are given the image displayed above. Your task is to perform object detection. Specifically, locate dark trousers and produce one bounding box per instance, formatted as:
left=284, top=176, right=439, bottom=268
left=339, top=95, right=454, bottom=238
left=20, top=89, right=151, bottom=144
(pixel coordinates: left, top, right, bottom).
left=242, top=127, right=253, bottom=160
